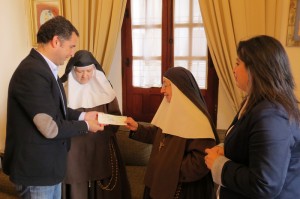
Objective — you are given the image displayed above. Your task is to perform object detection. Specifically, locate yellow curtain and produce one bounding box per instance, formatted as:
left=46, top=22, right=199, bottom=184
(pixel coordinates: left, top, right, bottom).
left=63, top=0, right=127, bottom=74
left=198, top=0, right=283, bottom=113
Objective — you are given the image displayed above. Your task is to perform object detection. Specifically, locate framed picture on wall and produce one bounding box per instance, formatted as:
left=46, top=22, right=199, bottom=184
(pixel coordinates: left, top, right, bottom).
left=30, top=0, right=63, bottom=46
left=287, top=0, right=300, bottom=46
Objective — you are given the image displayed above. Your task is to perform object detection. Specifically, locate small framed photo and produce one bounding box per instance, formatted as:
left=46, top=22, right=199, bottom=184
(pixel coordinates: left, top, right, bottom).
left=30, top=0, right=63, bottom=46
left=287, top=0, right=300, bottom=46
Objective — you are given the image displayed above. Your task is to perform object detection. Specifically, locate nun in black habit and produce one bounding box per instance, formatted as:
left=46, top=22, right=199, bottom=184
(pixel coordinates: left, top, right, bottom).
left=61, top=50, right=131, bottom=199
left=125, top=67, right=219, bottom=199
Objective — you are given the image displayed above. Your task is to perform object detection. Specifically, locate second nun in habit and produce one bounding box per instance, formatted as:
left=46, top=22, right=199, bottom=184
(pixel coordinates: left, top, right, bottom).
left=61, top=50, right=131, bottom=199
left=125, top=67, right=219, bottom=199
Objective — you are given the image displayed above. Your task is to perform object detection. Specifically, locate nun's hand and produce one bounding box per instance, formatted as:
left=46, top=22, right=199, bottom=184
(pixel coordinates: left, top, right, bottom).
left=125, top=117, right=138, bottom=131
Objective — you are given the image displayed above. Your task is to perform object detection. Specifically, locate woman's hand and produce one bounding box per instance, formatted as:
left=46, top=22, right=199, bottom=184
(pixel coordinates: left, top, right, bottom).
left=204, top=146, right=224, bottom=169
left=209, top=145, right=224, bottom=155
left=124, top=117, right=138, bottom=131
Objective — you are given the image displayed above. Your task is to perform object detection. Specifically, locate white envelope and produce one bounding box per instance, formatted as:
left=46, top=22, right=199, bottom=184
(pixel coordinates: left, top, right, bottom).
left=98, top=112, right=127, bottom=125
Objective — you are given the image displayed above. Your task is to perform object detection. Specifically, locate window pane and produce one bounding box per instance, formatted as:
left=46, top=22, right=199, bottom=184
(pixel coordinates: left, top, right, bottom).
left=174, top=61, right=207, bottom=88
left=131, top=0, right=162, bottom=25
left=132, top=28, right=162, bottom=57
left=131, top=0, right=146, bottom=25
left=131, top=0, right=162, bottom=88
left=132, top=60, right=162, bottom=88
left=192, top=27, right=207, bottom=56
left=193, top=0, right=203, bottom=23
left=132, top=29, right=144, bottom=57
left=174, top=0, right=190, bottom=24
left=174, top=0, right=207, bottom=89
left=174, top=60, right=188, bottom=68
left=143, top=28, right=162, bottom=57
left=174, top=28, right=189, bottom=57
left=190, top=61, right=207, bottom=88
left=145, top=0, right=162, bottom=25
left=174, top=0, right=203, bottom=24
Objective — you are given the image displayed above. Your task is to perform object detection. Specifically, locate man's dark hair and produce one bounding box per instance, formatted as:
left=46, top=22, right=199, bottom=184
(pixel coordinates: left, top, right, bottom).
left=37, top=16, right=79, bottom=44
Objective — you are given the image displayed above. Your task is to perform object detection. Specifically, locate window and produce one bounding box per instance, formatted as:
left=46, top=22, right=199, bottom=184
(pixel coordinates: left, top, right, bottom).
left=122, top=0, right=218, bottom=123
left=131, top=0, right=162, bottom=88
left=174, top=0, right=207, bottom=88
left=130, top=0, right=208, bottom=88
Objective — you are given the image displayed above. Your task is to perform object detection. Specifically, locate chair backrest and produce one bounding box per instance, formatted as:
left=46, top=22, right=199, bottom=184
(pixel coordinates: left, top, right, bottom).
left=116, top=125, right=152, bottom=166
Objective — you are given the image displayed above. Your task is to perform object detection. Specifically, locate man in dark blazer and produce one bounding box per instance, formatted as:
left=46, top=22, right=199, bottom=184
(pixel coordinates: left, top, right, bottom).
left=3, top=16, right=104, bottom=199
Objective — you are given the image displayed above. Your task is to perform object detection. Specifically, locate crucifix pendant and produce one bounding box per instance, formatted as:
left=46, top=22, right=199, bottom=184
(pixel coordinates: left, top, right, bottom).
left=159, top=140, right=165, bottom=151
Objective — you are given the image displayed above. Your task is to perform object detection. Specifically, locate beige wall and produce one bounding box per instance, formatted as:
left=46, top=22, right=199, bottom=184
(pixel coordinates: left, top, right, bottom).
left=0, top=0, right=31, bottom=152
left=217, top=0, right=300, bottom=129
left=1, top=0, right=300, bottom=151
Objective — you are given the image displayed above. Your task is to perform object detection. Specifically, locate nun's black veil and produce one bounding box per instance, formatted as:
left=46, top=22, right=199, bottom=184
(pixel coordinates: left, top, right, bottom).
left=61, top=50, right=104, bottom=83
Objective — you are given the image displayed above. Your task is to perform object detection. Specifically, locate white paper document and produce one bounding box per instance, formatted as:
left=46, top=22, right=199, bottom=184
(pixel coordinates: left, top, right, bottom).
left=98, top=112, right=127, bottom=125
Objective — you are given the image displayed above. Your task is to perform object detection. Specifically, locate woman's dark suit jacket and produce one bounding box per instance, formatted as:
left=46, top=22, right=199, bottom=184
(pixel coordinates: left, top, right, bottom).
left=220, top=100, right=300, bottom=198
left=3, top=49, right=88, bottom=186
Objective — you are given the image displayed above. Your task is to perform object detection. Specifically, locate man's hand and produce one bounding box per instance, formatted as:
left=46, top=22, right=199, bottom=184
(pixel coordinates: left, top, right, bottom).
left=87, top=120, right=104, bottom=132
left=85, top=111, right=98, bottom=121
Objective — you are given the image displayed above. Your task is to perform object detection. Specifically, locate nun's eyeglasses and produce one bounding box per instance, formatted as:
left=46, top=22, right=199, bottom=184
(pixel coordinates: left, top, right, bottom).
left=161, top=82, right=171, bottom=88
